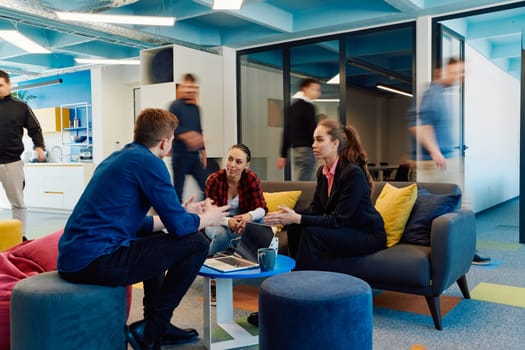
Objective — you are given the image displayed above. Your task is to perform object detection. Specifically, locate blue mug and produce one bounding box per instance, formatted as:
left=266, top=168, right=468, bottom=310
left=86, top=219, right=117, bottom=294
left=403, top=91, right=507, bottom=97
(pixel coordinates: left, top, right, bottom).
left=258, top=248, right=276, bottom=271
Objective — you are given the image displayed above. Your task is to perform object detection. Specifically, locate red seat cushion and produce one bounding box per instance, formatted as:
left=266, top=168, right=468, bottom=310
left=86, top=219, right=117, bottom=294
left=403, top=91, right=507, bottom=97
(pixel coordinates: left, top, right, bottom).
left=0, top=229, right=64, bottom=349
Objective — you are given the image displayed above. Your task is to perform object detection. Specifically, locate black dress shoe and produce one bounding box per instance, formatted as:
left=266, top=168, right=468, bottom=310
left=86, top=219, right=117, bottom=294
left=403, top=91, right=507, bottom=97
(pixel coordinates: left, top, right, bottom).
left=161, top=324, right=199, bottom=345
left=247, top=312, right=259, bottom=327
left=126, top=321, right=161, bottom=350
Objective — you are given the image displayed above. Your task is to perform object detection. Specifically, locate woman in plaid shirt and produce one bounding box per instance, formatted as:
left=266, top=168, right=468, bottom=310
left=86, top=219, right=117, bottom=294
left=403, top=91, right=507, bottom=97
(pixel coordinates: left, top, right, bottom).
left=205, top=144, right=268, bottom=255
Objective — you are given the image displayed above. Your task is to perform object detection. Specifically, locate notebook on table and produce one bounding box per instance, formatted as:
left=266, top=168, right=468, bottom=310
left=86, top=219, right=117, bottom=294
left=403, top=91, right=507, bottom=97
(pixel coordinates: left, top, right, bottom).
left=203, top=222, right=275, bottom=273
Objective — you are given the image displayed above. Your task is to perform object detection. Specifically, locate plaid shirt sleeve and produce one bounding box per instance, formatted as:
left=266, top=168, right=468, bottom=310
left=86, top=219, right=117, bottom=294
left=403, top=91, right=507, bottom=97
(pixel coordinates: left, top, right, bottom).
left=205, top=170, right=227, bottom=207
left=239, top=170, right=268, bottom=214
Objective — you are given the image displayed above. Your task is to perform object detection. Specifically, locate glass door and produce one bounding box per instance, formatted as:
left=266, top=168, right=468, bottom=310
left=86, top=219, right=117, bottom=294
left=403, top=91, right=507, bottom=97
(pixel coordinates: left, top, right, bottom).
left=437, top=26, right=467, bottom=206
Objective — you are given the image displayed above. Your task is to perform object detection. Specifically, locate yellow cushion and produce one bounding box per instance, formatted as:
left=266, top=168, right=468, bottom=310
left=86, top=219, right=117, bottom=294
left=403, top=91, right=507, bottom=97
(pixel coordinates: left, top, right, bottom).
left=0, top=219, right=23, bottom=252
left=263, top=191, right=302, bottom=212
left=374, top=183, right=417, bottom=247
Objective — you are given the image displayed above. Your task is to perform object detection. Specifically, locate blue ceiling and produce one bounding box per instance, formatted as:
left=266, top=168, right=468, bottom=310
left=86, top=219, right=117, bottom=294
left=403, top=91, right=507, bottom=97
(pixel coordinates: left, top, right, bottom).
left=0, top=0, right=523, bottom=84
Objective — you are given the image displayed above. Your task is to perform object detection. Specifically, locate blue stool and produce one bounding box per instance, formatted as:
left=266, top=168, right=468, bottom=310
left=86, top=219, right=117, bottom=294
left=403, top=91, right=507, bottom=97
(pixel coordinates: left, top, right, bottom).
left=259, top=271, right=372, bottom=350
left=10, top=271, right=127, bottom=350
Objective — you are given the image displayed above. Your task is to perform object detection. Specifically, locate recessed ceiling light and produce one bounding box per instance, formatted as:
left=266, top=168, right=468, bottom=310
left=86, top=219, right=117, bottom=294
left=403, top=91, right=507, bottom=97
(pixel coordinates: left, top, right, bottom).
left=327, top=73, right=339, bottom=84
left=75, top=58, right=140, bottom=65
left=56, top=12, right=175, bottom=26
left=212, top=0, right=244, bottom=10
left=376, top=84, right=413, bottom=97
left=0, top=30, right=50, bottom=54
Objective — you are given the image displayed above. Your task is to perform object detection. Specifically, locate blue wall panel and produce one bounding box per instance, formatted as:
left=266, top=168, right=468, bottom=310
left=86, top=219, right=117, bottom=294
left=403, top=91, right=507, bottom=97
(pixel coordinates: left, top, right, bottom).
left=18, top=70, right=91, bottom=109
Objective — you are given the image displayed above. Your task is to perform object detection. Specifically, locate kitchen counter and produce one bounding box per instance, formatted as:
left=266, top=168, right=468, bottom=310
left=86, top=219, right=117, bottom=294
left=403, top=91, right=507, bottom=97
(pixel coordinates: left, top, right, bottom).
left=25, top=162, right=93, bottom=167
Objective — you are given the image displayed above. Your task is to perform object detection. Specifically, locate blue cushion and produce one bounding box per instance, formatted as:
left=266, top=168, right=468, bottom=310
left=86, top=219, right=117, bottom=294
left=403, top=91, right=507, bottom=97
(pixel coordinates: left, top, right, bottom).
left=259, top=271, right=372, bottom=350
left=401, top=188, right=461, bottom=246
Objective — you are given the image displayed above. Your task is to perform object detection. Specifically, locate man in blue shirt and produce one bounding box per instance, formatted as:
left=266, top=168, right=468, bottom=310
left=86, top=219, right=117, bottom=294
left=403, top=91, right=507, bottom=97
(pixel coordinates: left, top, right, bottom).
left=58, top=108, right=229, bottom=350
left=408, top=58, right=490, bottom=266
left=170, top=73, right=207, bottom=201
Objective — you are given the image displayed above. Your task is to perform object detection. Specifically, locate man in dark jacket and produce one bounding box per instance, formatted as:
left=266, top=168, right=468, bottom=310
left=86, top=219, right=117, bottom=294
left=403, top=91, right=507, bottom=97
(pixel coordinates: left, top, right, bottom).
left=277, top=78, right=321, bottom=181
left=0, top=70, right=46, bottom=239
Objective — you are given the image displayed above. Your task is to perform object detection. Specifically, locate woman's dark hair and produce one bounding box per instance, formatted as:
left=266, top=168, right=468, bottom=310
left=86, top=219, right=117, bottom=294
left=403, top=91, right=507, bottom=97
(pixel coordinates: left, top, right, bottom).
left=230, top=144, right=251, bottom=162
left=318, top=119, right=373, bottom=188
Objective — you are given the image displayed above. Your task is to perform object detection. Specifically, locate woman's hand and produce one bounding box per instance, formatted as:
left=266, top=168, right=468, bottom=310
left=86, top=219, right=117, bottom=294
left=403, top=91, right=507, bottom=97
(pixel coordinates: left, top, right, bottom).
left=230, top=213, right=252, bottom=234
left=264, top=205, right=301, bottom=226
left=227, top=217, right=243, bottom=234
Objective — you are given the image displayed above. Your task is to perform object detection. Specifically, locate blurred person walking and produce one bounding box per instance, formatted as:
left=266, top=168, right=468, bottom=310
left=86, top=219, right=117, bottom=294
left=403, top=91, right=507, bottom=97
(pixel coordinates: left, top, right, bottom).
left=170, top=73, right=207, bottom=201
left=277, top=78, right=321, bottom=181
left=408, top=58, right=490, bottom=265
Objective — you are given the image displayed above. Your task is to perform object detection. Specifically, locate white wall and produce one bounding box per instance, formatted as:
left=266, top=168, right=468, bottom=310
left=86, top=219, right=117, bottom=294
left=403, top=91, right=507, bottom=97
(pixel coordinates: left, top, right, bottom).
left=91, top=65, right=139, bottom=163
left=464, top=45, right=520, bottom=212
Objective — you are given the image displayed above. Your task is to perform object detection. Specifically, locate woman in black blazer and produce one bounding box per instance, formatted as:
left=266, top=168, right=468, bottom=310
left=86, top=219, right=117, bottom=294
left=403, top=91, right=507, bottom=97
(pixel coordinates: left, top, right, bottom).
left=264, top=119, right=386, bottom=270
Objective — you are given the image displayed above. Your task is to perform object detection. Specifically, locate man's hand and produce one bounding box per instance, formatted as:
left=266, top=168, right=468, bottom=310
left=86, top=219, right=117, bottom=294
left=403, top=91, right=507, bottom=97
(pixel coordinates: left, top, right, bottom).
left=179, top=131, right=204, bottom=151
left=430, top=151, right=447, bottom=170
left=276, top=157, right=286, bottom=170
left=34, top=147, right=46, bottom=161
left=201, top=149, right=207, bottom=169
left=198, top=202, right=230, bottom=230
left=184, top=196, right=213, bottom=214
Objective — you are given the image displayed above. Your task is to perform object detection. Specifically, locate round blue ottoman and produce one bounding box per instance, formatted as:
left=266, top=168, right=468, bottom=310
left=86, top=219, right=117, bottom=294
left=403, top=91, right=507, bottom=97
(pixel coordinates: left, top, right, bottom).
left=10, top=271, right=127, bottom=350
left=259, top=271, right=372, bottom=350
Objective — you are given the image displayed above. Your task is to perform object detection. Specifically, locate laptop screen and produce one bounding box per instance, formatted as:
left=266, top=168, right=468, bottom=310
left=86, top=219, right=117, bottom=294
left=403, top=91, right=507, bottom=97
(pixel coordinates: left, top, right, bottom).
left=235, top=223, right=275, bottom=262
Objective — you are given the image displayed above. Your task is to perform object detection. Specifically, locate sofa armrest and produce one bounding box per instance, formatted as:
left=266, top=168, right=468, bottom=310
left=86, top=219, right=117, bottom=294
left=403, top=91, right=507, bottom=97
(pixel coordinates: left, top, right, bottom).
left=429, top=209, right=476, bottom=295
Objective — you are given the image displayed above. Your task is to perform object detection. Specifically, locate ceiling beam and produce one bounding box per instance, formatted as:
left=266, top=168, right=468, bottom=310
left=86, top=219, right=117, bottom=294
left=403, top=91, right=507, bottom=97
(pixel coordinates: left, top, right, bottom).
left=2, top=53, right=75, bottom=68
left=384, top=0, right=424, bottom=13
left=467, top=16, right=525, bottom=40
left=491, top=39, right=521, bottom=59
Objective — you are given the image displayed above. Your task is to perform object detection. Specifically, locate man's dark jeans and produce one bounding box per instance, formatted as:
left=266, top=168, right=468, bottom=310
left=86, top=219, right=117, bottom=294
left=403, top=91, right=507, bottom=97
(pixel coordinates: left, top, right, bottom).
left=172, top=152, right=207, bottom=201
left=60, top=232, right=209, bottom=337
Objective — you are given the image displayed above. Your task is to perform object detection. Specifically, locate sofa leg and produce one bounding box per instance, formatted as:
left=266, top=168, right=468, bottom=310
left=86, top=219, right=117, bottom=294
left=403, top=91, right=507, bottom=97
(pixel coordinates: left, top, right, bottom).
left=456, top=275, right=471, bottom=299
left=424, top=296, right=443, bottom=330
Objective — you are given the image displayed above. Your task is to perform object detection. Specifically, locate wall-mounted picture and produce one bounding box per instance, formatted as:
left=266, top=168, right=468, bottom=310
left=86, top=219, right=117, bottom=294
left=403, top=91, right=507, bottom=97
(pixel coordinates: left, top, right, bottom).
left=267, top=98, right=283, bottom=127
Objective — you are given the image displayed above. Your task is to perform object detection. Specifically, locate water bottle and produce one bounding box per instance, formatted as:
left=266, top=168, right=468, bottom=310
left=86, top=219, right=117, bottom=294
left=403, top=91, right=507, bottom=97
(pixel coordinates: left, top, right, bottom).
left=269, top=236, right=279, bottom=254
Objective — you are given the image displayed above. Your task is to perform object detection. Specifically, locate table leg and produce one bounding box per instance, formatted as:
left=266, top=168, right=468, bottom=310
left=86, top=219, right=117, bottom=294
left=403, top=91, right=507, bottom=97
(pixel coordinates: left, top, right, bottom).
left=202, top=277, right=212, bottom=350
left=215, top=278, right=233, bottom=323
left=202, top=277, right=258, bottom=350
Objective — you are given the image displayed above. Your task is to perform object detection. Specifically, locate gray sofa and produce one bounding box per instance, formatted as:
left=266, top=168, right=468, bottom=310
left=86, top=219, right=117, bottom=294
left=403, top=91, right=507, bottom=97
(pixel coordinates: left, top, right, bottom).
left=260, top=180, right=476, bottom=330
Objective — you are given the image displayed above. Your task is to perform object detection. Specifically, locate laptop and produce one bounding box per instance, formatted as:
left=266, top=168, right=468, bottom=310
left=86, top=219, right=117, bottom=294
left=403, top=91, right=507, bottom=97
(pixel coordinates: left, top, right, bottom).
left=204, top=222, right=275, bottom=273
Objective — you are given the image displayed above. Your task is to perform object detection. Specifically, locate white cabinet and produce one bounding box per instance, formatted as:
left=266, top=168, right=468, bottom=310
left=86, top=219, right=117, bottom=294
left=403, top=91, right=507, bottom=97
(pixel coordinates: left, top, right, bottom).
left=24, top=164, right=94, bottom=210
left=33, top=107, right=70, bottom=133
left=139, top=82, right=176, bottom=110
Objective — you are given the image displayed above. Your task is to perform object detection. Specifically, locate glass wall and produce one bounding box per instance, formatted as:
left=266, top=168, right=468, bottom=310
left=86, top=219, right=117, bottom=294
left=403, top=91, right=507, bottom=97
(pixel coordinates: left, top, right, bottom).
left=238, top=23, right=415, bottom=181
left=345, top=25, right=415, bottom=170
left=239, top=49, right=283, bottom=180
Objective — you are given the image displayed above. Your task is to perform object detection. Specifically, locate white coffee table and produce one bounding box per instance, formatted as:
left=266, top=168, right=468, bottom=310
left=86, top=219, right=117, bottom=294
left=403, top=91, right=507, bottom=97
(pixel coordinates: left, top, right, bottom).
left=198, top=254, right=295, bottom=350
